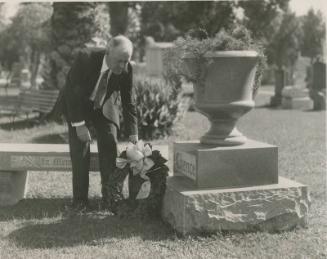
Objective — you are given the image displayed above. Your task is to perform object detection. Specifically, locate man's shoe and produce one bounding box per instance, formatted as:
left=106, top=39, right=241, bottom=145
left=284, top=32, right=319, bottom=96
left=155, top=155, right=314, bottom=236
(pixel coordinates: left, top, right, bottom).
left=100, top=199, right=111, bottom=211
left=100, top=199, right=118, bottom=215
left=70, top=200, right=88, bottom=213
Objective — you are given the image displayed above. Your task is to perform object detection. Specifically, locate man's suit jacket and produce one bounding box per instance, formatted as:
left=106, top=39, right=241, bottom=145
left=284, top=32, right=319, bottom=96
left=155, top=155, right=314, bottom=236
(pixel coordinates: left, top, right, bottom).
left=62, top=47, right=138, bottom=136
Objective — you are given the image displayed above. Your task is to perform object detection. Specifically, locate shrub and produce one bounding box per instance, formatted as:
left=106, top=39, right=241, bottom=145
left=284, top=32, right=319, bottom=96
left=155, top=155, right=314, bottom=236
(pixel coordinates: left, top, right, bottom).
left=119, top=76, right=187, bottom=140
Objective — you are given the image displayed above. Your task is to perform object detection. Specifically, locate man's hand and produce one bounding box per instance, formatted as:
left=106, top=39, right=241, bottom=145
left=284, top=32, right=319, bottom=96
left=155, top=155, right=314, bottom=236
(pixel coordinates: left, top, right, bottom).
left=76, top=125, right=92, bottom=143
left=129, top=135, right=138, bottom=144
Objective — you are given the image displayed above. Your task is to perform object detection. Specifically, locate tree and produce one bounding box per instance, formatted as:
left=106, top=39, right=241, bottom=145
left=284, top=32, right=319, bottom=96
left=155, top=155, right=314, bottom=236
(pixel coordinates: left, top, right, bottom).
left=239, top=0, right=290, bottom=65
left=300, top=8, right=326, bottom=63
left=0, top=3, right=52, bottom=87
left=140, top=1, right=236, bottom=41
left=239, top=0, right=289, bottom=40
left=0, top=3, right=6, bottom=32
left=0, top=26, right=20, bottom=76
left=48, top=2, right=98, bottom=89
left=108, top=2, right=129, bottom=36
left=12, top=3, right=52, bottom=87
left=94, top=3, right=110, bottom=41
left=268, top=10, right=301, bottom=70
left=0, top=3, right=18, bottom=73
left=138, top=1, right=236, bottom=62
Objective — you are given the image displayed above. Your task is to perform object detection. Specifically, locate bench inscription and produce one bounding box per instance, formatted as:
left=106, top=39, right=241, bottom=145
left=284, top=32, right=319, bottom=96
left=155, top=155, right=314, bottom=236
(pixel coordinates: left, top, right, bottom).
left=10, top=155, right=98, bottom=170
left=11, top=155, right=71, bottom=169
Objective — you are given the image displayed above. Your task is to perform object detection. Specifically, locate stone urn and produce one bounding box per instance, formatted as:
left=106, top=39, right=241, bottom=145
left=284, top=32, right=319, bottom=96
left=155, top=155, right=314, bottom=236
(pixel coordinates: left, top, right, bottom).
left=183, top=51, right=258, bottom=145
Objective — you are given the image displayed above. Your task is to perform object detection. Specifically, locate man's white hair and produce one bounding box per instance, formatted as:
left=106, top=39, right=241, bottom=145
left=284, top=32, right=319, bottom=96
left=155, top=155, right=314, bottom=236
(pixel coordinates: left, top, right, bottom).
left=108, top=35, right=133, bottom=54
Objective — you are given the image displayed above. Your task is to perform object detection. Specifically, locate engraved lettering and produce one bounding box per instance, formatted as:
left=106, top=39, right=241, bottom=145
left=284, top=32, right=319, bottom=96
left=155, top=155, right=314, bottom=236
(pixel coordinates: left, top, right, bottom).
left=174, top=151, right=196, bottom=181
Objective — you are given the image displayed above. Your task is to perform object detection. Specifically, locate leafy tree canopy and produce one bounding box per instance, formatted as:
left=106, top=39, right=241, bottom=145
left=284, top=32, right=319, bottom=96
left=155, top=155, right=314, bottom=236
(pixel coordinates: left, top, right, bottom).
left=140, top=1, right=236, bottom=41
left=300, top=8, right=326, bottom=62
left=267, top=10, right=301, bottom=68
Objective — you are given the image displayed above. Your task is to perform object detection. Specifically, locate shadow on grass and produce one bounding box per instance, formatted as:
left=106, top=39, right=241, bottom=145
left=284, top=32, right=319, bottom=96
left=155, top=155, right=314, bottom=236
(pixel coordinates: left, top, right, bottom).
left=0, top=198, right=71, bottom=221
left=9, top=215, right=175, bottom=248
left=30, top=133, right=67, bottom=144
left=303, top=109, right=323, bottom=112
left=5, top=198, right=175, bottom=248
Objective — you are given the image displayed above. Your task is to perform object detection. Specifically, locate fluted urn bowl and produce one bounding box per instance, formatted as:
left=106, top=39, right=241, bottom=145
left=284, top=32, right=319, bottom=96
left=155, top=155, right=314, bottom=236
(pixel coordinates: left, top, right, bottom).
left=183, top=51, right=258, bottom=146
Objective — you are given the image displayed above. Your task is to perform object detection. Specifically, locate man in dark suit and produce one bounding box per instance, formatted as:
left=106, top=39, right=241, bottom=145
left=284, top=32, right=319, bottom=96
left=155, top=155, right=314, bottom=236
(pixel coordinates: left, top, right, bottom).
left=62, top=35, right=138, bottom=211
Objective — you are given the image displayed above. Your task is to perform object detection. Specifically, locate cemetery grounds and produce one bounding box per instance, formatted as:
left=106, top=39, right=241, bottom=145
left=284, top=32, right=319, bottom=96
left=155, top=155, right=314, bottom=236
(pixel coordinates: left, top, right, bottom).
left=0, top=85, right=326, bottom=258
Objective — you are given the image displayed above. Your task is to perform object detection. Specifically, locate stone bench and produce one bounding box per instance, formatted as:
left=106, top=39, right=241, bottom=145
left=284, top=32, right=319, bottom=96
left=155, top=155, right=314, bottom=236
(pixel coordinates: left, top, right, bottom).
left=0, top=143, right=168, bottom=206
left=19, top=89, right=60, bottom=115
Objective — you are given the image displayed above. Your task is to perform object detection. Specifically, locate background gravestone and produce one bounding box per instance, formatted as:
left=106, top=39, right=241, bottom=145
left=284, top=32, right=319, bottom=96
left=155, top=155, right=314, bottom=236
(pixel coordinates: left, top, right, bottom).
left=270, top=68, right=286, bottom=107
left=145, top=37, right=174, bottom=77
left=310, top=61, right=326, bottom=110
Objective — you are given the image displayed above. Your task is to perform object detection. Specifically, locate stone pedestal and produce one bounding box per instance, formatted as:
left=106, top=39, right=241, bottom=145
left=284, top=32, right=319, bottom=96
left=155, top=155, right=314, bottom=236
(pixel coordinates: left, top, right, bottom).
left=162, top=140, right=310, bottom=234
left=174, top=140, right=278, bottom=189
left=162, top=176, right=310, bottom=235
left=281, top=86, right=313, bottom=110
left=145, top=41, right=174, bottom=77
left=0, top=171, right=28, bottom=206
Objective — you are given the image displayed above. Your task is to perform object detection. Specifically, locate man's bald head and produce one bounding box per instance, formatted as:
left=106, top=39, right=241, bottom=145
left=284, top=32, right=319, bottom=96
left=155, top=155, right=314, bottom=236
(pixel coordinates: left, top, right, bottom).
left=106, top=35, right=133, bottom=74
left=107, top=35, right=133, bottom=56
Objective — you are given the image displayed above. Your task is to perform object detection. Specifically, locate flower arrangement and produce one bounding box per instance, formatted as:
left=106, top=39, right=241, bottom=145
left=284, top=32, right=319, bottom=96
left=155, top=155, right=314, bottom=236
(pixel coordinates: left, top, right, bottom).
left=164, top=25, right=267, bottom=96
left=107, top=141, right=169, bottom=218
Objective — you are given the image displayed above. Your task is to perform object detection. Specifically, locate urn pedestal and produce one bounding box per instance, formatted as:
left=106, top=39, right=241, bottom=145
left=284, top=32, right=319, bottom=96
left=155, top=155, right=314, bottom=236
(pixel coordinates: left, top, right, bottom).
left=162, top=51, right=309, bottom=234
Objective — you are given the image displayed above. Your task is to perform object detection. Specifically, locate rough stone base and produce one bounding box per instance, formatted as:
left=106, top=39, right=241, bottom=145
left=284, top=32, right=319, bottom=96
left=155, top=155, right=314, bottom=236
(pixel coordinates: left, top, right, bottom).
left=162, top=176, right=310, bottom=235
left=0, top=171, right=28, bottom=206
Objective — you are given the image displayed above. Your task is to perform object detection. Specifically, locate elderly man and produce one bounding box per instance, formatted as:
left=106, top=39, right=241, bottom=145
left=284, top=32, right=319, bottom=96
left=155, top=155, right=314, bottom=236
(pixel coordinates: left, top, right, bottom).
left=62, top=35, right=138, bottom=211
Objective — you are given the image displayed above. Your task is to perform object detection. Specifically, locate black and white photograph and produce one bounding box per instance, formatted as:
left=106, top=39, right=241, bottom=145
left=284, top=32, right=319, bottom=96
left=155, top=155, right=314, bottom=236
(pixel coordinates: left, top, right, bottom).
left=0, top=0, right=325, bottom=258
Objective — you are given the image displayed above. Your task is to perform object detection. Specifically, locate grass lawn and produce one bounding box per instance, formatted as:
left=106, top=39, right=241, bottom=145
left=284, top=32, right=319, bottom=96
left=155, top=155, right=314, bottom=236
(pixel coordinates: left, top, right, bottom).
left=0, top=90, right=326, bottom=258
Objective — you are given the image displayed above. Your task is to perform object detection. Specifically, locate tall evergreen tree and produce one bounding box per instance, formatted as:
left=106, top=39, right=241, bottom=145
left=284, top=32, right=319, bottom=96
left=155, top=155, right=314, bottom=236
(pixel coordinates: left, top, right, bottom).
left=48, top=2, right=98, bottom=89
left=239, top=0, right=289, bottom=41
left=108, top=2, right=129, bottom=36
left=140, top=1, right=236, bottom=41
left=300, top=9, right=325, bottom=63
left=268, top=10, right=301, bottom=70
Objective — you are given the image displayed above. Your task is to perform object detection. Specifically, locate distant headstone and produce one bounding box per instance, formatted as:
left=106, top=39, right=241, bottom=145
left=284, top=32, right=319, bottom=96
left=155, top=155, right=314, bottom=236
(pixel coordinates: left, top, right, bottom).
left=20, top=69, right=31, bottom=89
left=310, top=61, right=326, bottom=110
left=145, top=37, right=174, bottom=77
left=281, top=86, right=313, bottom=110
left=10, top=63, right=23, bottom=88
left=313, top=61, right=326, bottom=91
left=270, top=68, right=286, bottom=106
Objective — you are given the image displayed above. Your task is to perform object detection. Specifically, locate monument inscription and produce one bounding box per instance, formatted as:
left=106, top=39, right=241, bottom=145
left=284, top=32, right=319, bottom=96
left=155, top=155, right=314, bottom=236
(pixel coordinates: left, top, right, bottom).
left=174, top=151, right=197, bottom=181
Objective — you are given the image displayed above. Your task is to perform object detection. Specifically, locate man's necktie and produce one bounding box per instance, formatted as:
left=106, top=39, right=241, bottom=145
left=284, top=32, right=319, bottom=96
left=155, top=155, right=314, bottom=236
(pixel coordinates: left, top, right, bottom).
left=94, top=69, right=109, bottom=109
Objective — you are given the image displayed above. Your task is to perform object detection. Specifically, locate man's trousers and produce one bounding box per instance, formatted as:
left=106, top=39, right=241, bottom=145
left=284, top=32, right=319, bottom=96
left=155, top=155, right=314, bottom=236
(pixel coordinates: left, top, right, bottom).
left=67, top=106, right=118, bottom=205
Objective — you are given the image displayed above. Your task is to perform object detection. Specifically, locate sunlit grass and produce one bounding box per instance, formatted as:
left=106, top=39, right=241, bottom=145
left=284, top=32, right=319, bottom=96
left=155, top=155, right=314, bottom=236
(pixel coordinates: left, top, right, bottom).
left=0, top=91, right=325, bottom=259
